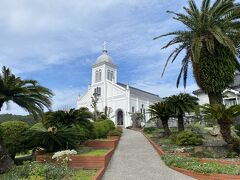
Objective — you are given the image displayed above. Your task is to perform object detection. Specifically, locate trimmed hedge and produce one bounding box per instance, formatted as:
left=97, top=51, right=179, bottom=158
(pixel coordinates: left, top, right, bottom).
left=0, top=121, right=29, bottom=159
left=175, top=130, right=203, bottom=146
left=93, top=120, right=115, bottom=138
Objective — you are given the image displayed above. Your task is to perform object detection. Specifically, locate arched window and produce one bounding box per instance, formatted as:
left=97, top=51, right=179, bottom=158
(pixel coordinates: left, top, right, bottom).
left=95, top=70, right=99, bottom=82
left=107, top=70, right=111, bottom=80
left=99, top=70, right=102, bottom=81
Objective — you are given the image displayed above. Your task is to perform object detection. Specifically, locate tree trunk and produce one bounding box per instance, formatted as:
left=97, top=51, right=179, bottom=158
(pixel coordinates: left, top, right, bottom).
left=0, top=136, right=14, bottom=174
left=156, top=119, right=162, bottom=128
left=0, top=102, right=15, bottom=173
left=208, top=92, right=222, bottom=105
left=161, top=118, right=171, bottom=137
left=218, top=119, right=240, bottom=153
left=177, top=114, right=184, bottom=132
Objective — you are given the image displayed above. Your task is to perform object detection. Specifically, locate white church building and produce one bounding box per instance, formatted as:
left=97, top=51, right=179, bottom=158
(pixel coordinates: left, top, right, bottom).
left=77, top=43, right=161, bottom=127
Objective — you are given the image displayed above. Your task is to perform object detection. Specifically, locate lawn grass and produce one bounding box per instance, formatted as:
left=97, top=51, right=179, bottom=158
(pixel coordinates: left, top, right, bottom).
left=76, top=146, right=109, bottom=156
left=80, top=149, right=109, bottom=156
left=162, top=154, right=240, bottom=175
left=67, top=169, right=97, bottom=180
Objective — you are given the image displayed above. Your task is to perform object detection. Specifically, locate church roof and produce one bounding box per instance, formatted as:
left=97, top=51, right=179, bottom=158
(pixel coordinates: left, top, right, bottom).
left=95, top=41, right=113, bottom=64
left=117, top=82, right=161, bottom=99
left=96, top=52, right=113, bottom=64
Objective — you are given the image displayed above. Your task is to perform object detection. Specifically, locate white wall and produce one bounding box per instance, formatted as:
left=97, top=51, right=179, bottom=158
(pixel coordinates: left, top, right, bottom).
left=196, top=93, right=209, bottom=105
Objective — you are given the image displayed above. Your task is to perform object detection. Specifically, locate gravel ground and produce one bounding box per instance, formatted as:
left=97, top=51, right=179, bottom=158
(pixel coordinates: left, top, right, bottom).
left=102, top=129, right=195, bottom=180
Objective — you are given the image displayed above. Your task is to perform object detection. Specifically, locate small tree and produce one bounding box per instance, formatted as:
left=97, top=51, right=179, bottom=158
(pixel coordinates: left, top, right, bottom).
left=167, top=93, right=198, bottom=131
left=0, top=121, right=29, bottom=159
left=131, top=112, right=144, bottom=128
left=148, top=101, right=173, bottom=136
left=201, top=104, right=240, bottom=152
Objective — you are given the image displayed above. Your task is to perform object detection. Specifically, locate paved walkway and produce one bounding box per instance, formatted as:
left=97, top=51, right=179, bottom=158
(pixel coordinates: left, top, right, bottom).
left=103, top=129, right=194, bottom=180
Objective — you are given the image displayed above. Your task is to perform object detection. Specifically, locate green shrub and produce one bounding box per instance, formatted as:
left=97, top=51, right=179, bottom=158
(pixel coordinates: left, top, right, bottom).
left=93, top=122, right=108, bottom=138
left=234, top=124, right=240, bottom=136
left=0, top=121, right=29, bottom=159
left=108, top=129, right=121, bottom=136
left=93, top=120, right=115, bottom=138
left=191, top=150, right=214, bottom=158
left=103, top=120, right=115, bottom=131
left=143, top=127, right=157, bottom=134
left=226, top=151, right=239, bottom=158
left=0, top=161, right=69, bottom=180
left=26, top=123, right=81, bottom=152
left=176, top=131, right=203, bottom=146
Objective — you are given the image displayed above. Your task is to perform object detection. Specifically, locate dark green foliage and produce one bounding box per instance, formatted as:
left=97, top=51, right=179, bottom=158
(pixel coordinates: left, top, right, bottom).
left=103, top=119, right=115, bottom=131
left=191, top=150, right=214, bottom=158
left=235, top=124, right=240, bottom=136
left=0, top=114, right=36, bottom=125
left=154, top=0, right=240, bottom=104
left=143, top=127, right=158, bottom=134
left=194, top=45, right=236, bottom=96
left=0, top=121, right=29, bottom=159
left=166, top=93, right=198, bottom=131
left=42, top=108, right=92, bottom=128
left=226, top=151, right=239, bottom=158
left=0, top=66, right=53, bottom=118
left=26, top=123, right=81, bottom=152
left=93, top=120, right=115, bottom=138
left=0, top=161, right=71, bottom=180
left=42, top=108, right=95, bottom=140
left=176, top=131, right=203, bottom=146
left=108, top=129, right=122, bottom=136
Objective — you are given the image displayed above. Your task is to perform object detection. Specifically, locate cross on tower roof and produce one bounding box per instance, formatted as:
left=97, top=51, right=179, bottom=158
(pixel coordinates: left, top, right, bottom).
left=102, top=41, right=107, bottom=53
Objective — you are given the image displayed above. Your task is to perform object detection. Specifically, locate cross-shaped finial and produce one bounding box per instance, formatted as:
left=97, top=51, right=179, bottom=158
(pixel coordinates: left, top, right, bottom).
left=102, top=41, right=107, bottom=53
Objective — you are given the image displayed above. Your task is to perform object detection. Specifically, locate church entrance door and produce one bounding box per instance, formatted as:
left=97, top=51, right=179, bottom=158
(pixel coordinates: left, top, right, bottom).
left=117, top=110, right=124, bottom=126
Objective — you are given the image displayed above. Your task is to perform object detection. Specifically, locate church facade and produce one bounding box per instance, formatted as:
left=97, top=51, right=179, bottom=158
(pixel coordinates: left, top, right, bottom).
left=77, top=44, right=161, bottom=127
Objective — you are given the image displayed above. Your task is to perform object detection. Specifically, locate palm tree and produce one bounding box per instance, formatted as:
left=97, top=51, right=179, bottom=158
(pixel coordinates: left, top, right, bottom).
left=154, top=0, right=240, bottom=104
left=0, top=66, right=53, bottom=173
left=201, top=104, right=240, bottom=152
left=167, top=93, right=198, bottom=131
left=148, top=101, right=173, bottom=136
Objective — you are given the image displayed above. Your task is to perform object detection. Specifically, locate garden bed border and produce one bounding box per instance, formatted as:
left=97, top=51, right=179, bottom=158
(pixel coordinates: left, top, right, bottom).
left=142, top=131, right=240, bottom=180
left=36, top=136, right=120, bottom=180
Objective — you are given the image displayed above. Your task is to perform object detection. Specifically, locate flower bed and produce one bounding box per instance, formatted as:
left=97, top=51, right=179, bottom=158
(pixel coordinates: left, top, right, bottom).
left=143, top=131, right=240, bottom=179
left=36, top=137, right=120, bottom=180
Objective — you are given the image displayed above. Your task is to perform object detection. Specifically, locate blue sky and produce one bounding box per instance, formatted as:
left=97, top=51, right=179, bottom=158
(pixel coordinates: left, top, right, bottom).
left=0, top=0, right=201, bottom=114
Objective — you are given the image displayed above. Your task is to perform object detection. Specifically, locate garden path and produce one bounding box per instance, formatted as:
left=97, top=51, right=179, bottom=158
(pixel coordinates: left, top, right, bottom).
left=102, top=129, right=194, bottom=180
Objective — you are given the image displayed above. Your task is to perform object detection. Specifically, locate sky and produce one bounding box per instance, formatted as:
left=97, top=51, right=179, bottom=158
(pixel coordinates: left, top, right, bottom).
left=0, top=0, right=202, bottom=115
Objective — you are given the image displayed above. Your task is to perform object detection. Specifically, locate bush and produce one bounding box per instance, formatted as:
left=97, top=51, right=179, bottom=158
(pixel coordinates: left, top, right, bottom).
left=143, top=127, right=157, bottom=134
left=0, top=121, right=29, bottom=159
left=191, top=150, right=214, bottom=158
left=103, top=119, right=115, bottom=131
left=108, top=129, right=122, bottom=136
left=26, top=123, right=81, bottom=152
left=93, top=120, right=115, bottom=138
left=176, top=131, right=203, bottom=146
left=234, top=124, right=240, bottom=136
left=0, top=161, right=69, bottom=180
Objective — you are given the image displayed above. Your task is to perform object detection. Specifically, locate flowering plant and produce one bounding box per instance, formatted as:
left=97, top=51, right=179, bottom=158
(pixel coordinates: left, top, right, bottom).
left=52, top=149, right=77, bottom=166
